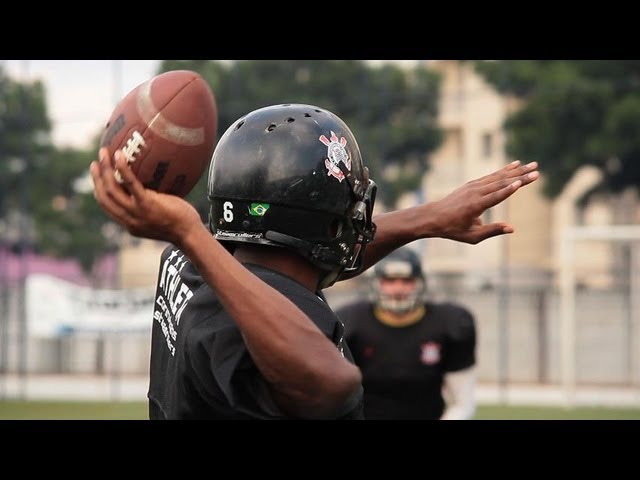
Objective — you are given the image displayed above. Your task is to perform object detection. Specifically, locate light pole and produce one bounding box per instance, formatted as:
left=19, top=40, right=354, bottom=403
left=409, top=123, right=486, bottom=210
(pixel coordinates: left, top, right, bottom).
left=0, top=60, right=8, bottom=399
left=109, top=60, right=123, bottom=402
left=16, top=59, right=31, bottom=400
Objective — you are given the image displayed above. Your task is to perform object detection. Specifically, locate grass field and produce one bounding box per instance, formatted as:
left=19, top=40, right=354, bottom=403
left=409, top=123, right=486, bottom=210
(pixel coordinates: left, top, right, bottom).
left=0, top=401, right=148, bottom=420
left=475, top=404, right=640, bottom=420
left=1, top=401, right=639, bottom=419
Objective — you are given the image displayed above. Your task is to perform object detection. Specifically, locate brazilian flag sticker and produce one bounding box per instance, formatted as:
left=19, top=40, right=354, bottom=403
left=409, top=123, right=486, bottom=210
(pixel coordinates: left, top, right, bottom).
left=249, top=203, right=270, bottom=216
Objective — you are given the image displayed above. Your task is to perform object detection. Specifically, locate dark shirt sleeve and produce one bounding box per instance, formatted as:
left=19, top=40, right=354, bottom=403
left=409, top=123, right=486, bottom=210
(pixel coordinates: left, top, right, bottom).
left=335, top=301, right=368, bottom=342
left=187, top=295, right=359, bottom=419
left=182, top=309, right=294, bottom=419
left=442, top=304, right=476, bottom=373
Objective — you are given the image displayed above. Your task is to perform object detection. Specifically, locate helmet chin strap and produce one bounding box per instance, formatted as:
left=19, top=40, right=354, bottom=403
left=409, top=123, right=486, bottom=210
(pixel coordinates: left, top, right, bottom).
left=264, top=231, right=346, bottom=269
left=263, top=231, right=347, bottom=290
left=318, top=269, right=342, bottom=290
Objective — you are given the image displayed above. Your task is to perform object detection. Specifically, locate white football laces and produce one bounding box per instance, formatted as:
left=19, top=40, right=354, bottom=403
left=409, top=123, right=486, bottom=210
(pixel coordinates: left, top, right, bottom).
left=114, top=130, right=146, bottom=184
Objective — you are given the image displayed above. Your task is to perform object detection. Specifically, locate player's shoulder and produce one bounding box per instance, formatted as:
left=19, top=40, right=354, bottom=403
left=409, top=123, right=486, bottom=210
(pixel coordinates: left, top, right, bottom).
left=157, top=243, right=203, bottom=285
left=160, top=243, right=176, bottom=257
left=246, top=264, right=320, bottom=302
left=434, top=301, right=474, bottom=319
left=335, top=300, right=376, bottom=336
left=430, top=301, right=476, bottom=338
left=160, top=243, right=182, bottom=260
left=334, top=299, right=372, bottom=319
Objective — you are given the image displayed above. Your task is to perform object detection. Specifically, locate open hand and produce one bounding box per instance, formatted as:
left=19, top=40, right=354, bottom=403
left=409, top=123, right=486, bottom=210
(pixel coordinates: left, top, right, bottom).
left=426, top=160, right=539, bottom=244
left=90, top=147, right=203, bottom=246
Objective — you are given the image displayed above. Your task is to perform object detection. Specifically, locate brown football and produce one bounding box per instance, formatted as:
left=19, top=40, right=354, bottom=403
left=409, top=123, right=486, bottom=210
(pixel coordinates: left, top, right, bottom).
left=99, top=69, right=217, bottom=198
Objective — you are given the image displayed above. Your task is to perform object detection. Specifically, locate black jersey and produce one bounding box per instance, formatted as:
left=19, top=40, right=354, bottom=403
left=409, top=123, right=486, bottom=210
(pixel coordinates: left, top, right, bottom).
left=147, top=245, right=363, bottom=420
left=337, top=300, right=475, bottom=420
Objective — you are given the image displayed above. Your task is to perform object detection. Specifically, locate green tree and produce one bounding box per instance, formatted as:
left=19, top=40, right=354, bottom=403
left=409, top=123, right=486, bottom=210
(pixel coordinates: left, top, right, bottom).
left=157, top=60, right=443, bottom=212
left=0, top=66, right=116, bottom=271
left=29, top=141, right=120, bottom=271
left=1, top=66, right=53, bottom=257
left=0, top=67, right=50, bottom=226
left=474, top=60, right=640, bottom=199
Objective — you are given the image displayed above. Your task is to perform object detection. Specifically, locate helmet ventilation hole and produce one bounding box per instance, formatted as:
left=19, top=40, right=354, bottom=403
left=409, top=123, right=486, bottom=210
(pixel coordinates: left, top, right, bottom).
left=304, top=113, right=311, bottom=117
left=266, top=123, right=277, bottom=132
left=235, top=121, right=245, bottom=130
left=286, top=117, right=295, bottom=123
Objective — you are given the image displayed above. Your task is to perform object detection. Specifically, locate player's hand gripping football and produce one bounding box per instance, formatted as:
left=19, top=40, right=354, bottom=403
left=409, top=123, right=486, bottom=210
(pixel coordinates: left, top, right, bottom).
left=423, top=160, right=539, bottom=244
left=90, top=147, right=202, bottom=246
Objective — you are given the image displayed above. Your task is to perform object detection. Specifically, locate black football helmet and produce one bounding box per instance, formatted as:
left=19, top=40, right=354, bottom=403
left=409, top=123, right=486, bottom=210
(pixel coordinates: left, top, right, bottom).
left=372, top=247, right=426, bottom=313
left=207, top=104, right=377, bottom=288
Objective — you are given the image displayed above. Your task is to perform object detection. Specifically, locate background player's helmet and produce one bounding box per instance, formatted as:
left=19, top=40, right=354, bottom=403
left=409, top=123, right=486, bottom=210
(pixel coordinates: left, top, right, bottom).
left=208, top=104, right=377, bottom=289
left=372, top=247, right=426, bottom=313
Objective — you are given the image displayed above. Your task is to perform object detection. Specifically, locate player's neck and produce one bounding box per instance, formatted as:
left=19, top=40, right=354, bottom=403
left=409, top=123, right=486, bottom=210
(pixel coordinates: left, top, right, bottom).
left=374, top=305, right=426, bottom=327
left=233, top=244, right=322, bottom=292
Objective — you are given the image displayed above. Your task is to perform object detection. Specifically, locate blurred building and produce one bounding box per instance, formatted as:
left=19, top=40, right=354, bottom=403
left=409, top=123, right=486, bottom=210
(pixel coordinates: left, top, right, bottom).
left=393, top=60, right=639, bottom=293
left=415, top=60, right=553, bottom=291
left=118, top=237, right=167, bottom=288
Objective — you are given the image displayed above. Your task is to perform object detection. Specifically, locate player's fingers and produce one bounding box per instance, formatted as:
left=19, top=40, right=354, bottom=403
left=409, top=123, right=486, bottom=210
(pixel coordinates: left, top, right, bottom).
left=90, top=160, right=136, bottom=223
left=480, top=170, right=539, bottom=195
left=477, top=161, right=538, bottom=186
left=91, top=157, right=110, bottom=200
left=469, top=222, right=514, bottom=244
left=509, top=162, right=539, bottom=183
left=519, top=167, right=539, bottom=186
left=480, top=179, right=523, bottom=210
left=90, top=160, right=101, bottom=195
left=113, top=150, right=146, bottom=200
left=472, top=160, right=520, bottom=185
left=97, top=149, right=137, bottom=210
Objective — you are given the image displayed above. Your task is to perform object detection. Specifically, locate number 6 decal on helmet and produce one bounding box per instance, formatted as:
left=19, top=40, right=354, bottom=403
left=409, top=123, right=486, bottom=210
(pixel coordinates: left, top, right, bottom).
left=222, top=201, right=234, bottom=223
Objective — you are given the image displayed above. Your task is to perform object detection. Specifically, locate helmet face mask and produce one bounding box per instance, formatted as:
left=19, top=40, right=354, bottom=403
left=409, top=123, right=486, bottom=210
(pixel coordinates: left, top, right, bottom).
left=207, top=104, right=377, bottom=288
left=371, top=248, right=426, bottom=314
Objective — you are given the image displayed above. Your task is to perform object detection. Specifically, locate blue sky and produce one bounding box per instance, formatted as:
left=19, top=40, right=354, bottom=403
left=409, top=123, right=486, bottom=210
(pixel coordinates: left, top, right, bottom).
left=3, top=60, right=161, bottom=149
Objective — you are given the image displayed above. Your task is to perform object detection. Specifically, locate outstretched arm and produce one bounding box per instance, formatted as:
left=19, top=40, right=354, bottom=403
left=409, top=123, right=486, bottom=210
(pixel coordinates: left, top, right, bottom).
left=90, top=148, right=361, bottom=419
left=344, top=161, right=539, bottom=278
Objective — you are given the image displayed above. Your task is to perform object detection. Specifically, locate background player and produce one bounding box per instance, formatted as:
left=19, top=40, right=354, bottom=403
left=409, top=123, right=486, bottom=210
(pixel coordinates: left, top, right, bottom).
left=337, top=247, right=477, bottom=420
